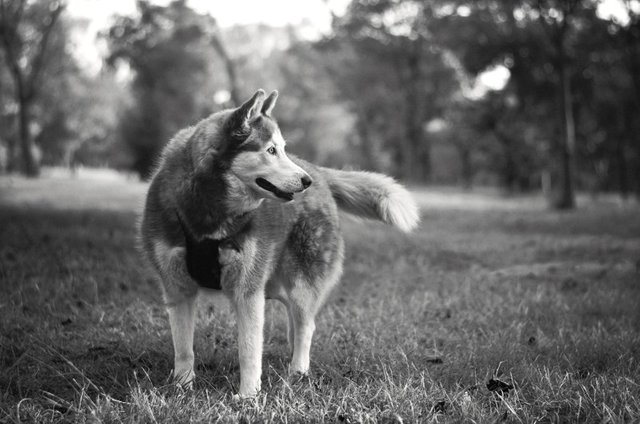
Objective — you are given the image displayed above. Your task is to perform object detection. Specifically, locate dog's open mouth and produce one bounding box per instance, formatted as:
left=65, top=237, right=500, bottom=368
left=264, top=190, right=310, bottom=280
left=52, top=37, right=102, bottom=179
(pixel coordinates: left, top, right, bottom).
left=255, top=178, right=294, bottom=201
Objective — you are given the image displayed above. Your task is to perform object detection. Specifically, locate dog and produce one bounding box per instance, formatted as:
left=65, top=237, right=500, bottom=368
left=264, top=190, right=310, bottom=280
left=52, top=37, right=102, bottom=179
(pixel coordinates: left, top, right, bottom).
left=139, top=89, right=419, bottom=398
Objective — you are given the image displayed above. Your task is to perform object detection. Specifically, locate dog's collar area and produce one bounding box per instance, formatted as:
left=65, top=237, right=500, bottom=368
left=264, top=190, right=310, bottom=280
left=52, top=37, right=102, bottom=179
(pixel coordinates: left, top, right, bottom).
left=204, top=210, right=254, bottom=241
left=177, top=209, right=253, bottom=243
left=255, top=177, right=294, bottom=201
left=177, top=209, right=253, bottom=290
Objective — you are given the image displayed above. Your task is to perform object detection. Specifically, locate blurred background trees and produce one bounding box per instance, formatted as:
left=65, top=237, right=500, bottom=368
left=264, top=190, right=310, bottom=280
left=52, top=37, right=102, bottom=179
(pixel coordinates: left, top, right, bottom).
left=105, top=0, right=225, bottom=178
left=0, top=0, right=65, bottom=176
left=1, top=0, right=639, bottom=207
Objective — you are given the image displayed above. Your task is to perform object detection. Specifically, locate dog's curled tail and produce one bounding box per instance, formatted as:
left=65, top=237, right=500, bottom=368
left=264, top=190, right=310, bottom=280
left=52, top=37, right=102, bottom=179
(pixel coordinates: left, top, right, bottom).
left=321, top=168, right=420, bottom=232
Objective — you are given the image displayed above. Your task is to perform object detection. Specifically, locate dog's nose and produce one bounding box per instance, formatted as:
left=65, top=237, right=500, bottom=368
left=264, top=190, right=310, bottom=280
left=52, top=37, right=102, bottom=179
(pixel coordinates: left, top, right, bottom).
left=301, top=176, right=312, bottom=189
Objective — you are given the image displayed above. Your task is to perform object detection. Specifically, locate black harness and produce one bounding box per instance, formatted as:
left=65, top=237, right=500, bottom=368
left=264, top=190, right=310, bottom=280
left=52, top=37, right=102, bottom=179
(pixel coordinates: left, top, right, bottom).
left=176, top=211, right=253, bottom=290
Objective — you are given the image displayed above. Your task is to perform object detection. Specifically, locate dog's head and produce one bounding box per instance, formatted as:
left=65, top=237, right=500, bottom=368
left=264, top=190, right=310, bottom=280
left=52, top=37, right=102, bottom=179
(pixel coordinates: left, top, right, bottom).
left=192, top=89, right=312, bottom=203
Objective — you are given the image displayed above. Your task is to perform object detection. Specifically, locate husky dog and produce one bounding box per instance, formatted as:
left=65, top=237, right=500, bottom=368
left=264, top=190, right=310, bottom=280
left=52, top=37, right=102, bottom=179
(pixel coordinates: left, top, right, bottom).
left=139, top=89, right=419, bottom=398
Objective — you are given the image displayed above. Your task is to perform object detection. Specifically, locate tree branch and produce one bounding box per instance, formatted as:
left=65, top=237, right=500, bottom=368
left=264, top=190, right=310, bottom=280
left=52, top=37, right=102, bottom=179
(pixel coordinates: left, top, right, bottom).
left=0, top=0, right=26, bottom=94
left=25, top=1, right=65, bottom=100
left=209, top=24, right=240, bottom=106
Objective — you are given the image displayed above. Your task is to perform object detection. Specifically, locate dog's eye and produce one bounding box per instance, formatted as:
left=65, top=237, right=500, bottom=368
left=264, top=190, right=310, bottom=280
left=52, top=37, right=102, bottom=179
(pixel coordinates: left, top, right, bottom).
left=267, top=146, right=277, bottom=155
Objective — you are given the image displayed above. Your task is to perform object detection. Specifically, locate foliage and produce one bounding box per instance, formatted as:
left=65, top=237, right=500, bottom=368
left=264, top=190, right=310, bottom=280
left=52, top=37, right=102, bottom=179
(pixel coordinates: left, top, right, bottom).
left=263, top=40, right=354, bottom=167
left=49, top=71, right=131, bottom=170
left=104, top=0, right=226, bottom=179
left=0, top=0, right=66, bottom=176
left=427, top=0, right=640, bottom=197
left=317, top=1, right=459, bottom=181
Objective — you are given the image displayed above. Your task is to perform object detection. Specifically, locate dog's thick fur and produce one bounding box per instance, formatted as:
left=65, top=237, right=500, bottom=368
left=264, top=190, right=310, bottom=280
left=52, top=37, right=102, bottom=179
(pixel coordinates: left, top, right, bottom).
left=139, top=90, right=419, bottom=398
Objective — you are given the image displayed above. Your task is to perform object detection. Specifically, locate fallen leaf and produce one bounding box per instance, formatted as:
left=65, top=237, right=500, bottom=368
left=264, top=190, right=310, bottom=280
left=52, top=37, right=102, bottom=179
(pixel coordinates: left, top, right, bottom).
left=487, top=378, right=514, bottom=395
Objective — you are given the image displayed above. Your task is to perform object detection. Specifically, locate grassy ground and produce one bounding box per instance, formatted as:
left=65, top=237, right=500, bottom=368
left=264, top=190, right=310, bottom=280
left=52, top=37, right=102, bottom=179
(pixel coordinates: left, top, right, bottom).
left=1, top=171, right=639, bottom=423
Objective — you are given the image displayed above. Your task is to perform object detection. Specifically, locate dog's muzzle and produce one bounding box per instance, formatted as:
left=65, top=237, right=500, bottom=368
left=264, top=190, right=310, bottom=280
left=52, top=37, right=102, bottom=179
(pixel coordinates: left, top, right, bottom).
left=255, top=176, right=312, bottom=201
left=255, top=178, right=294, bottom=201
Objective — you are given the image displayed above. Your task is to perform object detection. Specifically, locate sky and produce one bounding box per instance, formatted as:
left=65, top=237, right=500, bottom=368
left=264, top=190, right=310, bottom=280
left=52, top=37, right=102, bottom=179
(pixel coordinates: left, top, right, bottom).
left=67, top=0, right=348, bottom=72
left=67, top=0, right=348, bottom=29
left=66, top=0, right=634, bottom=93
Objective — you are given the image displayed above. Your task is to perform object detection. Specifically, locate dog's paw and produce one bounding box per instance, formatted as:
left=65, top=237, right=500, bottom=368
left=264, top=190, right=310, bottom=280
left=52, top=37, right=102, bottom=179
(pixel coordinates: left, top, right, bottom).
left=289, top=370, right=311, bottom=385
left=231, top=391, right=259, bottom=402
left=233, top=380, right=261, bottom=401
left=171, top=368, right=195, bottom=389
left=288, top=362, right=310, bottom=377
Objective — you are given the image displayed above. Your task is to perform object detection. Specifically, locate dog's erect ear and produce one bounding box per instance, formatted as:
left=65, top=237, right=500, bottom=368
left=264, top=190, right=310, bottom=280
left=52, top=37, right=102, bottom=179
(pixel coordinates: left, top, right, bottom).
left=237, top=89, right=266, bottom=119
left=261, top=90, right=278, bottom=117
left=228, top=89, right=265, bottom=139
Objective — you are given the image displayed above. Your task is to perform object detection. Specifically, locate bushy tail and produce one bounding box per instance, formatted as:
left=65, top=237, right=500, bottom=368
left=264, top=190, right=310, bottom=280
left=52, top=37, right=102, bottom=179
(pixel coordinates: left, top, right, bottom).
left=321, top=168, right=420, bottom=232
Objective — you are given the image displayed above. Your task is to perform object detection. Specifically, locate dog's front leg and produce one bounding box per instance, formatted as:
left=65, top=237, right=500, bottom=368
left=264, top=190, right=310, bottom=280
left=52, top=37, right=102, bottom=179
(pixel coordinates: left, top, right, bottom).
left=219, top=238, right=265, bottom=398
left=153, top=240, right=199, bottom=388
left=232, top=292, right=265, bottom=398
left=167, top=295, right=197, bottom=387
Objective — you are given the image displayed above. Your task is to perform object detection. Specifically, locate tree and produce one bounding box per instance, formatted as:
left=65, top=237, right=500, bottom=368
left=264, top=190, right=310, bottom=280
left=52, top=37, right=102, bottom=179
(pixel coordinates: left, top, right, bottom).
left=36, top=69, right=130, bottom=172
left=0, top=50, right=15, bottom=172
left=534, top=0, right=581, bottom=208
left=610, top=0, right=640, bottom=198
left=0, top=0, right=65, bottom=176
left=210, top=24, right=241, bottom=107
left=318, top=0, right=458, bottom=181
left=430, top=0, right=614, bottom=207
left=274, top=40, right=353, bottom=166
left=105, top=0, right=229, bottom=178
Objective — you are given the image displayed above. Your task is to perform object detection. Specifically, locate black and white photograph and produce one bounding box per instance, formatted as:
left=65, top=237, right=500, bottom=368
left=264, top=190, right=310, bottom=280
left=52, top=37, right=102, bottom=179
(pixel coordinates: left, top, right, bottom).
left=1, top=0, right=639, bottom=422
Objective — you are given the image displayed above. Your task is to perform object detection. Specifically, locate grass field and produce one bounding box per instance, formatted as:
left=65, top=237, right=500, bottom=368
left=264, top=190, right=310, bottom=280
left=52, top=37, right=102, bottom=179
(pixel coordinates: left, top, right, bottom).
left=1, top=171, right=639, bottom=423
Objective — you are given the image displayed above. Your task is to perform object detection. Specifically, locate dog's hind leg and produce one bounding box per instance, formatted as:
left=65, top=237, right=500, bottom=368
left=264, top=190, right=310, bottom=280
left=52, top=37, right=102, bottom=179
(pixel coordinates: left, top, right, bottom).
left=287, top=300, right=316, bottom=376
left=167, top=295, right=197, bottom=387
left=287, top=240, right=344, bottom=376
left=286, top=306, right=295, bottom=358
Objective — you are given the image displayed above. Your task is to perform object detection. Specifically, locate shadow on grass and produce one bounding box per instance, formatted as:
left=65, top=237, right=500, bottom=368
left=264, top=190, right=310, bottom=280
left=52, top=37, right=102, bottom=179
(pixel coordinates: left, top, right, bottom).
left=0, top=330, right=243, bottom=410
left=1, top=339, right=168, bottom=400
left=0, top=205, right=166, bottom=405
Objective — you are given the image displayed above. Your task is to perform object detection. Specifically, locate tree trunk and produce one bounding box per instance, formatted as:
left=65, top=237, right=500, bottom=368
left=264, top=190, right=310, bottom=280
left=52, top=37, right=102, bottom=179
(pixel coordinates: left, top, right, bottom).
left=459, top=145, right=473, bottom=190
left=211, top=31, right=240, bottom=107
left=629, top=82, right=640, bottom=200
left=554, top=61, right=576, bottom=209
left=403, top=47, right=428, bottom=182
left=621, top=11, right=640, bottom=198
left=616, top=139, right=629, bottom=199
left=17, top=86, right=39, bottom=177
left=404, top=117, right=426, bottom=182
left=357, top=122, right=378, bottom=171
left=616, top=112, right=630, bottom=199
left=634, top=153, right=640, bottom=198
left=6, top=131, right=16, bottom=173
left=497, top=131, right=517, bottom=194
left=0, top=0, right=61, bottom=178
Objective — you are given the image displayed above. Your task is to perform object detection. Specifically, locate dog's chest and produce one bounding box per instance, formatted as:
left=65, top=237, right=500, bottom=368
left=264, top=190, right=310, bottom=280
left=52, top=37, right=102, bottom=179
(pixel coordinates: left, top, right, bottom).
left=185, top=237, right=223, bottom=290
